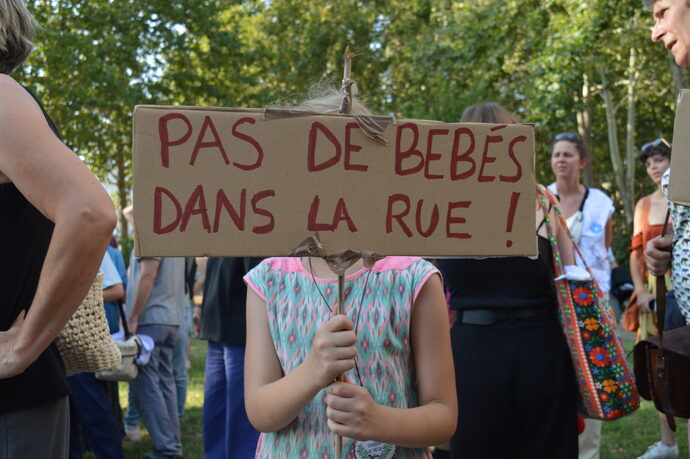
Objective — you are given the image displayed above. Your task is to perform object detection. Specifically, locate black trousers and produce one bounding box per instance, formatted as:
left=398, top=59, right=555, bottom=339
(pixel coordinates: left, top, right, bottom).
left=449, top=313, right=578, bottom=459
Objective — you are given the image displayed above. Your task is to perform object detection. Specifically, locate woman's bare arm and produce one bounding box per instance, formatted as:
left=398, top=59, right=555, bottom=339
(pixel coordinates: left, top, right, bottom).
left=0, top=76, right=116, bottom=378
left=630, top=199, right=654, bottom=311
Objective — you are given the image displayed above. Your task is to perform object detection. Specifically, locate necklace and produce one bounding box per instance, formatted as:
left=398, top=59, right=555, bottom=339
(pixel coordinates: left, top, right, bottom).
left=307, top=256, right=373, bottom=386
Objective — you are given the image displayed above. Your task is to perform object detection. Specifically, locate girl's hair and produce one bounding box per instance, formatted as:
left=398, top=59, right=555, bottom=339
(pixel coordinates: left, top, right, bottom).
left=639, top=138, right=671, bottom=164
left=0, top=0, right=34, bottom=74
left=551, top=132, right=587, bottom=160
left=459, top=103, right=522, bottom=124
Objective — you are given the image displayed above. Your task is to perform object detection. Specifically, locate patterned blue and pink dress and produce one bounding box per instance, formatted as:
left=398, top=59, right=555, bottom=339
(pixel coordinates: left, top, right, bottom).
left=245, top=256, right=438, bottom=459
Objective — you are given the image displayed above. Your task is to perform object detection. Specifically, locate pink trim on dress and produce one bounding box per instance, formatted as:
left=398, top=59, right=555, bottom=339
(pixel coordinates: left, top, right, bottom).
left=243, top=276, right=266, bottom=301
left=262, top=257, right=303, bottom=273
left=246, top=256, right=433, bottom=295
left=412, top=269, right=441, bottom=304
left=370, top=256, right=421, bottom=272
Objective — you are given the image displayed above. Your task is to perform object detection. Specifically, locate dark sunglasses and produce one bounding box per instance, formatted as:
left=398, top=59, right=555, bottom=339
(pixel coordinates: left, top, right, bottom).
left=641, top=138, right=670, bottom=152
left=555, top=132, right=580, bottom=142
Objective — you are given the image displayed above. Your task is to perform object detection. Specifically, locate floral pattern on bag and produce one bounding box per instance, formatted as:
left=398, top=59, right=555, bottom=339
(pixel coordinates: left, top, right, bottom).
left=540, top=186, right=640, bottom=420
left=562, top=279, right=638, bottom=419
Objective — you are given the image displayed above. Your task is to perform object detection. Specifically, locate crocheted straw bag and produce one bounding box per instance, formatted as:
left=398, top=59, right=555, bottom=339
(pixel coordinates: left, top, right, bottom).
left=56, top=271, right=121, bottom=376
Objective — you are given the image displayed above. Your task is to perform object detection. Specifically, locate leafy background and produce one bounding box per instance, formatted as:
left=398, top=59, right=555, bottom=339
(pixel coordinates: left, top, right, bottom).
left=17, top=0, right=684, bottom=263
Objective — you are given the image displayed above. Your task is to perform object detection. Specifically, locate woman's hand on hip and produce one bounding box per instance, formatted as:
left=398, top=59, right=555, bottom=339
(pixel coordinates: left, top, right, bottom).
left=0, top=312, right=33, bottom=379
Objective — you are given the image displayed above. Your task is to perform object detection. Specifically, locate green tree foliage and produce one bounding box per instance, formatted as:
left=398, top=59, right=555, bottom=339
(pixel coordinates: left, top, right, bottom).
left=15, top=0, right=684, bottom=261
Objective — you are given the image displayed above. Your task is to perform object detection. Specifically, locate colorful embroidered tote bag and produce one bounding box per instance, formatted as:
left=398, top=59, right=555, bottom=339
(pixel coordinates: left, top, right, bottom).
left=538, top=186, right=639, bottom=420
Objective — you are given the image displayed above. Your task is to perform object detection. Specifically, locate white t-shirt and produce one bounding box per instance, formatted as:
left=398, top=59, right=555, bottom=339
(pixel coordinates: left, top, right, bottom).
left=548, top=183, right=614, bottom=294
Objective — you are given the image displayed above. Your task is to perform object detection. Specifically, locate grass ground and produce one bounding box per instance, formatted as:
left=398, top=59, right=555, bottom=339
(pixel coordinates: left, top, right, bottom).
left=601, top=333, right=688, bottom=459
left=84, top=333, right=687, bottom=458
left=81, top=341, right=207, bottom=459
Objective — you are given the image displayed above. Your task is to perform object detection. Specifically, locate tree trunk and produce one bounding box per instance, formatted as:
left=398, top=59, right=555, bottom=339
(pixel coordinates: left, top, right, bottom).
left=625, top=48, right=637, bottom=215
left=577, top=72, right=594, bottom=188
left=116, top=152, right=129, bottom=241
left=599, top=68, right=634, bottom=225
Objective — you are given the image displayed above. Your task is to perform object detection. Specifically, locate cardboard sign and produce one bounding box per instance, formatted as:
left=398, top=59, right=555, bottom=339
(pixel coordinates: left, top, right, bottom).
left=670, top=89, right=690, bottom=205
left=132, top=106, right=536, bottom=257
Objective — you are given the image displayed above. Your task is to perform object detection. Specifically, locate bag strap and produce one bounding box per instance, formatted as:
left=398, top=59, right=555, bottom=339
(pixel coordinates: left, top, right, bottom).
left=579, top=186, right=589, bottom=212
left=538, top=185, right=596, bottom=274
left=117, top=300, right=131, bottom=340
left=538, top=187, right=565, bottom=277
left=656, top=208, right=672, bottom=347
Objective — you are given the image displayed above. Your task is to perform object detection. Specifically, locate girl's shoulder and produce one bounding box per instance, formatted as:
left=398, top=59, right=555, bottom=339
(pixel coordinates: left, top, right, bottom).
left=371, top=257, right=430, bottom=273
left=253, top=257, right=303, bottom=274
left=252, top=256, right=433, bottom=274
left=244, top=257, right=305, bottom=300
left=247, top=256, right=436, bottom=281
left=373, top=257, right=439, bottom=290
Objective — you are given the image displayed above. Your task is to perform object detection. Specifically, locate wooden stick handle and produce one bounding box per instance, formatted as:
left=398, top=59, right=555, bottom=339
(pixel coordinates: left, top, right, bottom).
left=340, top=46, right=353, bottom=115
left=334, top=272, right=345, bottom=459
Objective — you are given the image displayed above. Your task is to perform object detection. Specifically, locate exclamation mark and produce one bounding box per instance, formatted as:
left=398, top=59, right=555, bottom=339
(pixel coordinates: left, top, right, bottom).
left=505, top=192, right=520, bottom=248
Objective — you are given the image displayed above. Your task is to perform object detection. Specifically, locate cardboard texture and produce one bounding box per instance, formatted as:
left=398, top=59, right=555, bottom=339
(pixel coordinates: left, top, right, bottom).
left=132, top=105, right=537, bottom=257
left=670, top=89, right=690, bottom=205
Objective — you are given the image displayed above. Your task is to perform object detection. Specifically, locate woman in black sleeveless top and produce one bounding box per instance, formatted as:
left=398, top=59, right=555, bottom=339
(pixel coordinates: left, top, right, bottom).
left=0, top=2, right=116, bottom=457
left=436, top=104, right=579, bottom=459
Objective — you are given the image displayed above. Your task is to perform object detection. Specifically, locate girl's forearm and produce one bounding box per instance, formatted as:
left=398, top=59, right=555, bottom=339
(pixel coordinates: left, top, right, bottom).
left=246, top=359, right=324, bottom=432
left=372, top=401, right=456, bottom=448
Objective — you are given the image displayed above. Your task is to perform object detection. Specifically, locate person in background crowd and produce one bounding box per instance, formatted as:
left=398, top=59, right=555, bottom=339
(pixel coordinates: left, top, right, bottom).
left=124, top=254, right=194, bottom=437
left=121, top=205, right=144, bottom=442
left=630, top=139, right=683, bottom=459
left=548, top=132, right=615, bottom=459
left=126, top=254, right=187, bottom=459
left=104, top=236, right=128, bottom=437
left=105, top=236, right=127, bottom=334
left=68, top=251, right=126, bottom=459
left=198, top=257, right=262, bottom=459
left=439, top=103, right=578, bottom=459
left=0, top=1, right=116, bottom=457
left=171, top=257, right=196, bottom=420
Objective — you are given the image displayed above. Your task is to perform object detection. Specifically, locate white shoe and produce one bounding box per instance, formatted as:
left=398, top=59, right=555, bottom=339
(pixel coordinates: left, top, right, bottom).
left=637, top=441, right=679, bottom=459
left=124, top=423, right=141, bottom=442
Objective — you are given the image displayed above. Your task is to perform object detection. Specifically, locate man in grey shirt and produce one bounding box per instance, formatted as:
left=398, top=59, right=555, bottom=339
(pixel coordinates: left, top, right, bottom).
left=127, top=256, right=186, bottom=459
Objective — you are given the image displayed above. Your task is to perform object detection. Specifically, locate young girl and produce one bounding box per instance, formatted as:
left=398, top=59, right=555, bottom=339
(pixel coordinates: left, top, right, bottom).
left=244, top=255, right=456, bottom=458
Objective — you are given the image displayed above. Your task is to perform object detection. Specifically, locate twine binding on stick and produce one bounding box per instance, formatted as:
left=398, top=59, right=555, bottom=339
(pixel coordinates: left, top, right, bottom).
left=262, top=110, right=394, bottom=145
left=288, top=234, right=384, bottom=273
left=263, top=46, right=395, bottom=145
